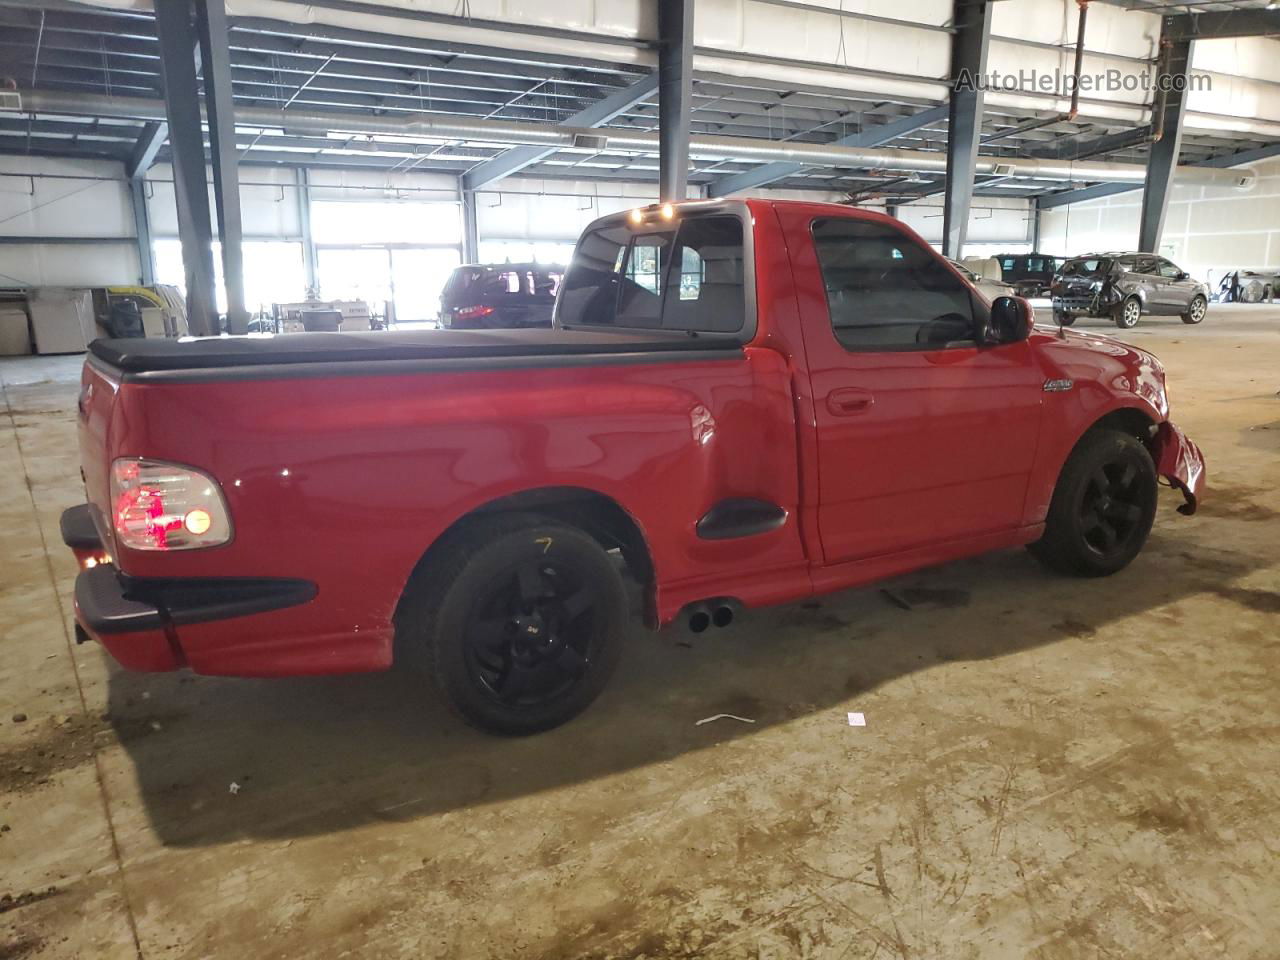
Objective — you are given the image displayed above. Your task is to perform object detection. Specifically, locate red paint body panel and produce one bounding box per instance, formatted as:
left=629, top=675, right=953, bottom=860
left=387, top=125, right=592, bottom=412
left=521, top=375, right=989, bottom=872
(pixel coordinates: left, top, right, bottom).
left=71, top=198, right=1203, bottom=678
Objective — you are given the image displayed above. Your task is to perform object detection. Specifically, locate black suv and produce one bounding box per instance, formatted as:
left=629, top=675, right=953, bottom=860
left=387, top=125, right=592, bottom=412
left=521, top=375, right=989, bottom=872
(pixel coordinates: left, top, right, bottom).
left=439, top=263, right=565, bottom=329
left=995, top=252, right=1064, bottom=298
left=1051, top=253, right=1209, bottom=330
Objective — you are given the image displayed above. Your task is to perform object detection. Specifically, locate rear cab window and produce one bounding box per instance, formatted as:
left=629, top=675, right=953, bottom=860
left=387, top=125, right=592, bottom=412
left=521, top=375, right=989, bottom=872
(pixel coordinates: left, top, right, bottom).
left=556, top=209, right=752, bottom=337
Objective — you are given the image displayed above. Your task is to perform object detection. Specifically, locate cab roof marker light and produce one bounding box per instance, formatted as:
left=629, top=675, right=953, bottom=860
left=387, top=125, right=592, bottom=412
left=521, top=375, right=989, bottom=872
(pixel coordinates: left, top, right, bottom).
left=629, top=208, right=643, bottom=225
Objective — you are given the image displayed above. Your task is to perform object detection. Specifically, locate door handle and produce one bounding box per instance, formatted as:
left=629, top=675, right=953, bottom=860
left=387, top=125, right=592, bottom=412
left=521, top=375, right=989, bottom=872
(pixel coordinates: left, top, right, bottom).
left=827, top=387, right=875, bottom=416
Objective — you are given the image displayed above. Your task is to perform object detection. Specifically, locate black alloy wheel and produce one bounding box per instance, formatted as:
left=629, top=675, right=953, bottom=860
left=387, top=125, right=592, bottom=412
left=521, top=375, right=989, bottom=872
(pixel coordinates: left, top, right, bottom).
left=1078, top=460, right=1147, bottom=559
left=1029, top=428, right=1158, bottom=577
left=465, top=557, right=598, bottom=708
left=398, top=514, right=627, bottom=735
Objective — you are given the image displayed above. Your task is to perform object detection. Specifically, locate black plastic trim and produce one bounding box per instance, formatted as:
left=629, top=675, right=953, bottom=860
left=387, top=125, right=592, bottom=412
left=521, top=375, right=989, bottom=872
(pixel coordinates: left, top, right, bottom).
left=696, top=498, right=788, bottom=540
left=89, top=326, right=740, bottom=373
left=75, top=565, right=317, bottom=635
left=101, top=346, right=745, bottom=385
left=60, top=504, right=103, bottom=551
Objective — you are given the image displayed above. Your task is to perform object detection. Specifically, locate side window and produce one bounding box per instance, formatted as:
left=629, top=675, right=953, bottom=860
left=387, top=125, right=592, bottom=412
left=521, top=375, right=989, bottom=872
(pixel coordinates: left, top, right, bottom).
left=812, top=217, right=976, bottom=350
left=661, top=216, right=746, bottom=332
left=1157, top=259, right=1183, bottom=279
left=1132, top=257, right=1157, bottom=275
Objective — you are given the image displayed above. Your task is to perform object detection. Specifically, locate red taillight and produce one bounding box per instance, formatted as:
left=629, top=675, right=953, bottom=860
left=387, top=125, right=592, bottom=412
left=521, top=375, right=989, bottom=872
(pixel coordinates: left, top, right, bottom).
left=111, top=459, right=232, bottom=551
left=455, top=304, right=494, bottom=320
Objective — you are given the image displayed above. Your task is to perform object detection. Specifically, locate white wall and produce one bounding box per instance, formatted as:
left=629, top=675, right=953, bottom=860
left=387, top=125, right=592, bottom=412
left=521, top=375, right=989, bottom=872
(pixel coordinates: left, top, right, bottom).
left=897, top=196, right=1034, bottom=248
left=0, top=156, right=140, bottom=287
left=1039, top=155, right=1280, bottom=285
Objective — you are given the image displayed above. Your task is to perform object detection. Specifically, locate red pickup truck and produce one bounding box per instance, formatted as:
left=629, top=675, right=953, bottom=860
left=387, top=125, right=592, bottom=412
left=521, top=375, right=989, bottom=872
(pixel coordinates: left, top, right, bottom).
left=63, top=199, right=1205, bottom=734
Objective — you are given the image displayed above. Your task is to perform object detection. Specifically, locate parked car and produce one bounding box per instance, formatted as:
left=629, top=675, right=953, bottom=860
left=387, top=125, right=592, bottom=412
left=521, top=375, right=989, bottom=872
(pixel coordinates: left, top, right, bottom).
left=995, top=252, right=1064, bottom=298
left=948, top=258, right=1015, bottom=301
left=1051, top=253, right=1209, bottom=329
left=439, top=262, right=565, bottom=329
left=63, top=200, right=1205, bottom=735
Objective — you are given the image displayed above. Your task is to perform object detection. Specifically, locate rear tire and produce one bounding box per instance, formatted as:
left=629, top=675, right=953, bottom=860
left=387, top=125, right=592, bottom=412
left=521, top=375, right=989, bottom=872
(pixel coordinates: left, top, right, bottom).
left=1029, top=429, right=1158, bottom=577
left=1113, top=296, right=1142, bottom=329
left=1181, top=294, right=1207, bottom=325
left=398, top=514, right=627, bottom=735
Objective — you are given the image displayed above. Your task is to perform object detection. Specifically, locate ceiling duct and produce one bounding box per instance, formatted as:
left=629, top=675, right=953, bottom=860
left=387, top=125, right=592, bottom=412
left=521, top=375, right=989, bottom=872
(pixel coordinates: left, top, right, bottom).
left=6, top=90, right=1259, bottom=191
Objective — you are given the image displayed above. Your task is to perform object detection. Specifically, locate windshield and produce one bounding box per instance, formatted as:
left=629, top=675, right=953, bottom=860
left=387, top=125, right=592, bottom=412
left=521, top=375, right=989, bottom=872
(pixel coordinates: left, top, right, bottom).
left=556, top=214, right=747, bottom=333
left=1059, top=257, right=1112, bottom=277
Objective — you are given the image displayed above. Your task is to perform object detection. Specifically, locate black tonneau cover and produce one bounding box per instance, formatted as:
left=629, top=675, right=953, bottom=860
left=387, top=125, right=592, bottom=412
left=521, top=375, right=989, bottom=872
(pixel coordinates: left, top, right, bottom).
left=90, top=327, right=736, bottom=374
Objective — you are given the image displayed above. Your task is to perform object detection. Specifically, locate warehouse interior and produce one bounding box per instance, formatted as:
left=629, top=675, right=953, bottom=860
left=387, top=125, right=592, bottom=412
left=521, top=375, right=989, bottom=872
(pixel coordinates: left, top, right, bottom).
left=2, top=0, right=1279, bottom=957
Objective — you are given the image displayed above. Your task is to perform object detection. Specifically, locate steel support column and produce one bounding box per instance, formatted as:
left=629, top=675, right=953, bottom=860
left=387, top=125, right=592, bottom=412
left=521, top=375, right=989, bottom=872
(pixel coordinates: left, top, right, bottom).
left=296, top=168, right=317, bottom=295
left=1138, top=24, right=1193, bottom=254
left=129, top=177, right=155, bottom=286
left=941, top=0, right=993, bottom=258
left=461, top=184, right=479, bottom=264
left=656, top=0, right=693, bottom=203
left=195, top=0, right=247, bottom=331
left=153, top=0, right=219, bottom=334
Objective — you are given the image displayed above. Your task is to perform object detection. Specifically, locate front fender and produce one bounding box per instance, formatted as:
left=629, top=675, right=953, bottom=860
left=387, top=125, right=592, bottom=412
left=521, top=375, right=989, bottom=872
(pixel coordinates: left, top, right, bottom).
left=1149, top=420, right=1205, bottom=515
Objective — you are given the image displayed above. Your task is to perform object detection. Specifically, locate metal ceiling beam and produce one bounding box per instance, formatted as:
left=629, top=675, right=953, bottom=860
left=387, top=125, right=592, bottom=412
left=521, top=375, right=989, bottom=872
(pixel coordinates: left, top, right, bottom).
left=1162, top=9, right=1280, bottom=41
left=1138, top=24, right=1193, bottom=253
left=942, top=0, right=993, bottom=257
left=1035, top=181, right=1136, bottom=210
left=1197, top=141, right=1280, bottom=169
left=125, top=120, right=167, bottom=178
left=657, top=0, right=693, bottom=202
left=707, top=104, right=948, bottom=197
left=462, top=73, right=657, bottom=191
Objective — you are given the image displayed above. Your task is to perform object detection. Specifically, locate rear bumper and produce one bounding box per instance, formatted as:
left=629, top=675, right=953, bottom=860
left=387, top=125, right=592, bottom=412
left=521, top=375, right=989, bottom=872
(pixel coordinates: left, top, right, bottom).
left=1051, top=295, right=1109, bottom=316
left=62, top=505, right=316, bottom=672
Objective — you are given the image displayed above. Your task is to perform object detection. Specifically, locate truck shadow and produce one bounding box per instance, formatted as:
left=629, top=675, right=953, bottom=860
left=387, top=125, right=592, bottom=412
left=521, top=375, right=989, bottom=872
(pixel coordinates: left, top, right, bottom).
left=105, top=498, right=1270, bottom=848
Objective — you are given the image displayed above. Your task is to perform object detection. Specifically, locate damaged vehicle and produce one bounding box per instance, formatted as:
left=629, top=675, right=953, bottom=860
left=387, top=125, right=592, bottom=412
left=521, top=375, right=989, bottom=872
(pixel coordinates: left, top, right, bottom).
left=63, top=200, right=1206, bottom=735
left=1051, top=253, right=1209, bottom=329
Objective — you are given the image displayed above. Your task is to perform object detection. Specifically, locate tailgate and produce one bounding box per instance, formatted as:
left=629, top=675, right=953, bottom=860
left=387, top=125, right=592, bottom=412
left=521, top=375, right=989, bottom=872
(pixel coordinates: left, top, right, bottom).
left=77, top=359, right=120, bottom=555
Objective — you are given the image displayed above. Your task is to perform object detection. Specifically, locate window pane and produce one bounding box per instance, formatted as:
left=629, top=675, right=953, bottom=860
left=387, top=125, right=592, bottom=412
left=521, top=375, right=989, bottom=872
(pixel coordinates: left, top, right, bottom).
left=556, top=222, right=630, bottom=327
left=812, top=218, right=975, bottom=350
left=317, top=248, right=392, bottom=307
left=661, top=216, right=745, bottom=332
left=617, top=233, right=672, bottom=327
left=390, top=247, right=460, bottom=324
left=311, top=200, right=461, bottom=245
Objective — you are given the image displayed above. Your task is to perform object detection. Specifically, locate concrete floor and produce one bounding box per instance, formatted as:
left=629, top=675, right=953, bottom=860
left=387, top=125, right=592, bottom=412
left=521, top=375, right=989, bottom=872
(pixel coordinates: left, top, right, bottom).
left=2, top=305, right=1278, bottom=959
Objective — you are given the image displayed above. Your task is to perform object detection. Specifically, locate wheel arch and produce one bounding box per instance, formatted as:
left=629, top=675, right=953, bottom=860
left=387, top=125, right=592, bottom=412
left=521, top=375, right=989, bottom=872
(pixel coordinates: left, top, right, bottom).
left=393, top=486, right=657, bottom=649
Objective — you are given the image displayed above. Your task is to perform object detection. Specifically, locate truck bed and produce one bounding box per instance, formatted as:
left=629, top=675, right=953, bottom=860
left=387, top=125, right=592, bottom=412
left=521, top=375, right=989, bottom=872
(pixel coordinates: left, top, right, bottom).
left=89, top=327, right=740, bottom=377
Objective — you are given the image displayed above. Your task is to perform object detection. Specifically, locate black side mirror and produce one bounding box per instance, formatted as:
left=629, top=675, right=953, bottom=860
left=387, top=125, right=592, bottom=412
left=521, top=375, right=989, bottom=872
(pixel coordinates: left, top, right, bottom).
left=986, top=296, right=1034, bottom=344
left=1177, top=271, right=1190, bottom=280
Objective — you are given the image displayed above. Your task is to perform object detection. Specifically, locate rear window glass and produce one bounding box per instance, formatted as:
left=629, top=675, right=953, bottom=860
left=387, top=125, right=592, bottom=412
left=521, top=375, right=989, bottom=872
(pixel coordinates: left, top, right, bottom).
left=1060, top=258, right=1112, bottom=277
left=557, top=215, right=746, bottom=333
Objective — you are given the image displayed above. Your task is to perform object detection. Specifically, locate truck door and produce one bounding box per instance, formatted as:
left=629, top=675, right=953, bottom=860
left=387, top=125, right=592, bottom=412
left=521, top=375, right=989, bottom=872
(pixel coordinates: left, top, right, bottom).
left=779, top=208, right=1044, bottom=564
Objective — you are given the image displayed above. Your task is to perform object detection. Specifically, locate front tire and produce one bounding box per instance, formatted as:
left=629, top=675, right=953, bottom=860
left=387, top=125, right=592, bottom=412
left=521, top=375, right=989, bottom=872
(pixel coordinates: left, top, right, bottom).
left=399, top=514, right=627, bottom=735
left=1113, top=296, right=1142, bottom=329
left=1029, top=429, right=1158, bottom=577
left=1053, top=310, right=1077, bottom=327
left=1181, top=294, right=1207, bottom=324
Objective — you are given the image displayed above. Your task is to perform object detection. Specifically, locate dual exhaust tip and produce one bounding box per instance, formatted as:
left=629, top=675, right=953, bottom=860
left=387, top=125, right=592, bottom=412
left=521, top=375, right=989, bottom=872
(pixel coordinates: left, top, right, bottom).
left=686, top=600, right=736, bottom=633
